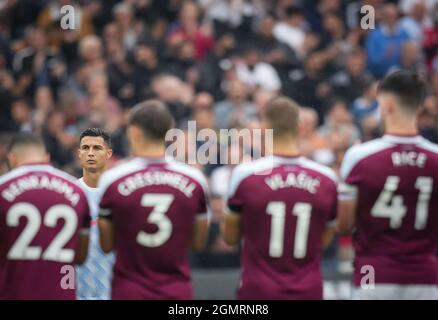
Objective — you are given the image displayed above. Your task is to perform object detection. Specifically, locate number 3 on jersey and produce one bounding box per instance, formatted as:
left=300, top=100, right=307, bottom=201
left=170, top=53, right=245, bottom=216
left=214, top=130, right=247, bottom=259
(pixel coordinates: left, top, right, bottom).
left=371, top=176, right=433, bottom=230
left=136, top=193, right=174, bottom=247
left=267, top=202, right=312, bottom=259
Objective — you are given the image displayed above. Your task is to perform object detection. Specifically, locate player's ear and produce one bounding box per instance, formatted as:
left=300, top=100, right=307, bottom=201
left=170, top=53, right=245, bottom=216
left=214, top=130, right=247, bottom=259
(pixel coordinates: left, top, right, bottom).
left=6, top=152, right=16, bottom=169
left=107, top=148, right=113, bottom=160
left=128, top=125, right=142, bottom=142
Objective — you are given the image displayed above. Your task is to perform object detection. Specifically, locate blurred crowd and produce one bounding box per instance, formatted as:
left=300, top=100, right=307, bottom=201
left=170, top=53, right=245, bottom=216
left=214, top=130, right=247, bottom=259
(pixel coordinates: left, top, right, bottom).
left=1, top=0, right=438, bottom=271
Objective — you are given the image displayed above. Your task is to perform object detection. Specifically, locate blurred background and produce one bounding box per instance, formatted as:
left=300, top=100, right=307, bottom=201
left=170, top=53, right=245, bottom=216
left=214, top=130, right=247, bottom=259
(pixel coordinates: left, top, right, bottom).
left=0, top=0, right=437, bottom=299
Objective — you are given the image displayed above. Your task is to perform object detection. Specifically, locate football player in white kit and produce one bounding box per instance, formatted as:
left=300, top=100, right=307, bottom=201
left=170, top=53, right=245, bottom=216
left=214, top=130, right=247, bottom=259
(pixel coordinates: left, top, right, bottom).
left=76, top=128, right=114, bottom=299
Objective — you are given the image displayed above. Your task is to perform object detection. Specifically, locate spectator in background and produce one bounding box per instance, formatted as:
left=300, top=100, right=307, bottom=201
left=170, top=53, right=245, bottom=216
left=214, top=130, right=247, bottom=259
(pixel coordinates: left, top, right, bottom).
left=318, top=98, right=361, bottom=146
left=418, top=95, right=438, bottom=143
left=106, top=42, right=136, bottom=108
left=10, top=98, right=33, bottom=133
left=0, top=70, right=15, bottom=132
left=152, top=74, right=192, bottom=127
left=12, top=28, right=59, bottom=97
left=202, top=0, right=265, bottom=42
left=273, top=6, right=306, bottom=58
left=235, top=45, right=281, bottom=92
left=320, top=11, right=357, bottom=70
left=398, top=0, right=430, bottom=48
left=113, top=2, right=139, bottom=52
left=298, top=107, right=328, bottom=158
left=351, top=78, right=379, bottom=124
left=168, top=0, right=214, bottom=61
left=197, top=33, right=235, bottom=101
left=396, top=41, right=427, bottom=74
left=253, top=88, right=276, bottom=114
left=192, top=91, right=214, bottom=111
left=77, top=35, right=106, bottom=77
left=286, top=51, right=330, bottom=124
left=366, top=3, right=410, bottom=78
left=214, top=79, right=256, bottom=129
left=165, top=40, right=198, bottom=83
left=76, top=73, right=122, bottom=134
left=133, top=42, right=160, bottom=100
left=41, top=110, right=76, bottom=167
left=329, top=48, right=371, bottom=104
left=359, top=114, right=382, bottom=143
left=250, top=13, right=299, bottom=80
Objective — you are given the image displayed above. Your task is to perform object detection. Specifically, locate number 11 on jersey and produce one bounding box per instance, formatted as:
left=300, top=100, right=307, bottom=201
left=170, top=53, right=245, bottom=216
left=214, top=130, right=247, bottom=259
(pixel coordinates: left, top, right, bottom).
left=267, top=202, right=312, bottom=259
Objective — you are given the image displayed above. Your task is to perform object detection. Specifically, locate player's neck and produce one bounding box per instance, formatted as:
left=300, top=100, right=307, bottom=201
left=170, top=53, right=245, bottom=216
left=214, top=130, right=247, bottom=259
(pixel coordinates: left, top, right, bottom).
left=272, top=139, right=300, bottom=157
left=14, top=156, right=49, bottom=168
left=82, top=171, right=102, bottom=188
left=134, top=144, right=166, bottom=159
left=384, top=117, right=418, bottom=137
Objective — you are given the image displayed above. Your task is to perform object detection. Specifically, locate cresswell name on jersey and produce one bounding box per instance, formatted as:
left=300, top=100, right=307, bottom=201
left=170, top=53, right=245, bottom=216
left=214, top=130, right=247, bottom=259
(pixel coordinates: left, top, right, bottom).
left=116, top=171, right=197, bottom=198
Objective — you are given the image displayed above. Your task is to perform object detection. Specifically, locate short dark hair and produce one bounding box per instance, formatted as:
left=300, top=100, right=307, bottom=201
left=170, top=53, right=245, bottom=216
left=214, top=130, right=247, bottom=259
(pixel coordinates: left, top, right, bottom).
left=263, top=96, right=300, bottom=138
left=128, top=100, right=174, bottom=141
left=80, top=128, right=112, bottom=148
left=8, top=133, right=45, bottom=152
left=378, top=70, right=427, bottom=111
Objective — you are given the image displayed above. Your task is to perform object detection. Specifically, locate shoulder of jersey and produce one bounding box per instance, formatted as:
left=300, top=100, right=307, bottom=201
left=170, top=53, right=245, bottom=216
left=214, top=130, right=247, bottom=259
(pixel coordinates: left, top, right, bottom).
left=228, top=157, right=276, bottom=195
left=298, top=157, right=338, bottom=185
left=0, top=164, right=80, bottom=187
left=341, top=137, right=394, bottom=178
left=165, top=158, right=209, bottom=194
left=98, top=157, right=146, bottom=192
left=417, top=138, right=438, bottom=155
left=234, top=157, right=276, bottom=178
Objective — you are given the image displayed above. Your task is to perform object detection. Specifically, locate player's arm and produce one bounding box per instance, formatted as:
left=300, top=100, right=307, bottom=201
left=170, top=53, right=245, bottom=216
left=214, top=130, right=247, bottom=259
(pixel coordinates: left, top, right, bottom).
left=322, top=181, right=340, bottom=248
left=74, top=231, right=90, bottom=265
left=98, top=209, right=114, bottom=253
left=192, top=217, right=209, bottom=251
left=221, top=164, right=246, bottom=246
left=322, top=223, right=336, bottom=248
left=337, top=196, right=358, bottom=235
left=221, top=211, right=242, bottom=246
left=336, top=146, right=361, bottom=235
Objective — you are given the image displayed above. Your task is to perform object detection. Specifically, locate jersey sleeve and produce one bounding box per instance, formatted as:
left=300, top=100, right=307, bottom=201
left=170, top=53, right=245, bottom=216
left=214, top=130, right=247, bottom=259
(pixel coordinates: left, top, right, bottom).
left=97, top=172, right=114, bottom=220
left=328, top=181, right=339, bottom=223
left=226, top=164, right=251, bottom=214
left=195, top=176, right=210, bottom=220
left=339, top=146, right=362, bottom=201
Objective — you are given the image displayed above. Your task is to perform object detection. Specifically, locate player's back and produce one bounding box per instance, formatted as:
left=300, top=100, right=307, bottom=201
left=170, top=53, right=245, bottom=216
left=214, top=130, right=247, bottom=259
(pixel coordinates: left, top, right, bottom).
left=227, top=156, right=338, bottom=299
left=340, top=135, right=438, bottom=286
left=0, top=164, right=90, bottom=299
left=98, top=157, right=208, bottom=299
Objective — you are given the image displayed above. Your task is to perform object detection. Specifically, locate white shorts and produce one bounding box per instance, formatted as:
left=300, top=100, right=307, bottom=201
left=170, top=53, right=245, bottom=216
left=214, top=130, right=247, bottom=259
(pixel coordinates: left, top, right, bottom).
left=352, top=284, right=438, bottom=300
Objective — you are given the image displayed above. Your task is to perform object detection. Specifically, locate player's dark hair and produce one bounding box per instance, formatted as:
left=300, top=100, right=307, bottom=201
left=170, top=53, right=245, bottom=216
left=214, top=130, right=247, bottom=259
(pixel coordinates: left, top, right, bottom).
left=378, top=70, right=427, bottom=112
left=8, top=133, right=46, bottom=152
left=128, top=100, right=174, bottom=141
left=80, top=128, right=112, bottom=148
left=263, top=96, right=300, bottom=138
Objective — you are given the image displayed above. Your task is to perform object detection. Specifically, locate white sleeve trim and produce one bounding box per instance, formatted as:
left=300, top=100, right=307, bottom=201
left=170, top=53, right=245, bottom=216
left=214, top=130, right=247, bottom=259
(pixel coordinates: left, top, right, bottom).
left=97, top=158, right=145, bottom=202
left=338, top=182, right=358, bottom=201
left=340, top=139, right=392, bottom=181
left=165, top=160, right=210, bottom=198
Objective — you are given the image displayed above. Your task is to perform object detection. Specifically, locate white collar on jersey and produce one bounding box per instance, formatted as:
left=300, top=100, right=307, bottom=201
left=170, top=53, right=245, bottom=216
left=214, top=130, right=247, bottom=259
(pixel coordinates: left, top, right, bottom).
left=382, top=134, right=423, bottom=144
